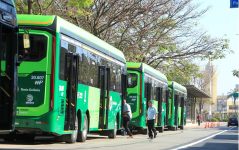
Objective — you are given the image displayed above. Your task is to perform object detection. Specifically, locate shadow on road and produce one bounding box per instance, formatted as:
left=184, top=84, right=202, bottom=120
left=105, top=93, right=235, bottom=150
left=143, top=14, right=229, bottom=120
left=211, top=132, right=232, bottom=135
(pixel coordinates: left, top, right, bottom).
left=181, top=142, right=238, bottom=150
left=0, top=137, right=57, bottom=145
left=213, top=134, right=238, bottom=140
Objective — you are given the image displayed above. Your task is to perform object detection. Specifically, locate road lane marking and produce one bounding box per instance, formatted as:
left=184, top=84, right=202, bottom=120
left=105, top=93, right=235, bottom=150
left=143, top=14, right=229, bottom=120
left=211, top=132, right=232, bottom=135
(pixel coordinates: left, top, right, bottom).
left=171, top=127, right=235, bottom=150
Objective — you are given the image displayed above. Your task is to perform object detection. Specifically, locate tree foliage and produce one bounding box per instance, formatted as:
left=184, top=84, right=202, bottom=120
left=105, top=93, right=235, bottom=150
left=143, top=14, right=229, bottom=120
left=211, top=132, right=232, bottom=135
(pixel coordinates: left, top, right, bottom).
left=78, top=0, right=230, bottom=84
left=16, top=0, right=231, bottom=85
left=16, top=0, right=93, bottom=23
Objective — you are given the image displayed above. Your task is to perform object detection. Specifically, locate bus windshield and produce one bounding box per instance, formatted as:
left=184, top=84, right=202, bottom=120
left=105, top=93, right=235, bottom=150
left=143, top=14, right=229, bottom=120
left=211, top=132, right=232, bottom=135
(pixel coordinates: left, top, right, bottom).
left=18, top=34, right=47, bottom=61
left=127, top=73, right=138, bottom=88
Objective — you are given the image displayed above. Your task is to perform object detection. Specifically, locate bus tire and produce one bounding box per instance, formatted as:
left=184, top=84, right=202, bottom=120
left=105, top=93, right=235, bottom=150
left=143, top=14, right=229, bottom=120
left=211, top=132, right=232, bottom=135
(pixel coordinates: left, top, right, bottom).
left=179, top=126, right=184, bottom=130
left=4, top=135, right=15, bottom=142
left=108, top=120, right=117, bottom=139
left=158, top=126, right=164, bottom=133
left=171, top=126, right=177, bottom=131
left=64, top=117, right=78, bottom=143
left=77, top=116, right=88, bottom=142
left=20, top=135, right=35, bottom=142
left=140, top=128, right=148, bottom=135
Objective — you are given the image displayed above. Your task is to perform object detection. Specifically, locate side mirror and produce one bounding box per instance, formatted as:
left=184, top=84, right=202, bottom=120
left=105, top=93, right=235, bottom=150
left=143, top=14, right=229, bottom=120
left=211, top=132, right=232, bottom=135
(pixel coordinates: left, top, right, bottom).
left=23, top=34, right=30, bottom=49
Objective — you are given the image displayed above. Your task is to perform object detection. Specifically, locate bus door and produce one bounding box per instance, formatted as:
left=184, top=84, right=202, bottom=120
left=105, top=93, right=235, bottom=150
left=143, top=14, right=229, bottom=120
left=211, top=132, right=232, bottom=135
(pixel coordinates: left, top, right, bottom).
left=64, top=53, right=79, bottom=130
left=0, top=23, right=17, bottom=132
left=98, top=66, right=110, bottom=129
left=121, top=73, right=127, bottom=126
left=156, top=87, right=163, bottom=126
left=145, top=83, right=151, bottom=109
left=180, top=97, right=185, bottom=126
left=165, top=90, right=169, bottom=125
left=174, top=95, right=179, bottom=127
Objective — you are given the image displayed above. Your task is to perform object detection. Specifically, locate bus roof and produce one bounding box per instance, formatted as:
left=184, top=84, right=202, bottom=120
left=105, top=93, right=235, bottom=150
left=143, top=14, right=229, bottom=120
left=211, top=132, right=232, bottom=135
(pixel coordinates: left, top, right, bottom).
left=168, top=81, right=187, bottom=95
left=127, top=62, right=167, bottom=83
left=17, top=15, right=126, bottom=63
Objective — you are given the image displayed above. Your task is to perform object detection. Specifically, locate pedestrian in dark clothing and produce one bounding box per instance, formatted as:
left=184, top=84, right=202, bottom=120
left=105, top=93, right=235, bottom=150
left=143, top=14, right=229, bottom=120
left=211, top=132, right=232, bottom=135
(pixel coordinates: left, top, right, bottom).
left=147, top=100, right=157, bottom=139
left=123, top=99, right=133, bottom=138
left=197, top=114, right=201, bottom=126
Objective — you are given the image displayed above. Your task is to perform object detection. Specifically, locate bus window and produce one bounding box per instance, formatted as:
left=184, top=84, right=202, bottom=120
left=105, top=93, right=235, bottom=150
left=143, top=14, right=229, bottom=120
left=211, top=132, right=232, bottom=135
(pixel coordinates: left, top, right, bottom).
left=60, top=40, right=68, bottom=80
left=127, top=73, right=138, bottom=88
left=18, top=34, right=47, bottom=61
left=110, top=63, right=117, bottom=91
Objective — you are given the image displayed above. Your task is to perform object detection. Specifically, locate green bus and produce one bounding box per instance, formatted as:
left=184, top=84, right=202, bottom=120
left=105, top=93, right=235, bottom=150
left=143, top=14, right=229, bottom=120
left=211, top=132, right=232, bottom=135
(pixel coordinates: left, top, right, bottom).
left=11, top=15, right=126, bottom=143
left=127, top=62, right=168, bottom=133
left=0, top=0, right=18, bottom=133
left=167, top=81, right=187, bottom=130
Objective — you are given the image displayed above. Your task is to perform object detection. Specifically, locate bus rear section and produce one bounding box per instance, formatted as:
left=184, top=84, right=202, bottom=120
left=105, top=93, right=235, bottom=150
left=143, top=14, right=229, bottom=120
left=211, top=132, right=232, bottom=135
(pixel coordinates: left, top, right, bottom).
left=127, top=62, right=168, bottom=134
left=0, top=0, right=18, bottom=133
left=12, top=15, right=127, bottom=143
left=16, top=29, right=54, bottom=137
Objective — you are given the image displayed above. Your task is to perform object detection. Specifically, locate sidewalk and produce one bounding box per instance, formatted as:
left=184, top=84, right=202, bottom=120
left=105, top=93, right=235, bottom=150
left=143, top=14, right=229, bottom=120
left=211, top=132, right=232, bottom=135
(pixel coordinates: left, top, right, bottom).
left=185, top=122, right=206, bottom=129
left=185, top=122, right=226, bottom=129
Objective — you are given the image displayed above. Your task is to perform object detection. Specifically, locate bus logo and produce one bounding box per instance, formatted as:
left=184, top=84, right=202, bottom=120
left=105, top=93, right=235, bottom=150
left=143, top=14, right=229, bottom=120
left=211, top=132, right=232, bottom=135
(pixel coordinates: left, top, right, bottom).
left=35, top=80, right=43, bottom=85
left=26, top=94, right=34, bottom=105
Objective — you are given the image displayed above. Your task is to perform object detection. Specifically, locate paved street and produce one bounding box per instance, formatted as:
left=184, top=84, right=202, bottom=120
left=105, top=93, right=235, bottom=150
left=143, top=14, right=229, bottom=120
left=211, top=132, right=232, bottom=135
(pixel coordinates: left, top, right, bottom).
left=175, top=126, right=238, bottom=150
left=0, top=125, right=238, bottom=150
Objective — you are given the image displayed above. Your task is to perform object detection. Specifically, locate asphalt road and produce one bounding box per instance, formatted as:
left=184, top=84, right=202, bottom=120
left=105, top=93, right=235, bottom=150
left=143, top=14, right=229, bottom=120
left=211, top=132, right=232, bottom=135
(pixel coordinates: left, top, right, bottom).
left=175, top=126, right=238, bottom=150
left=0, top=126, right=238, bottom=150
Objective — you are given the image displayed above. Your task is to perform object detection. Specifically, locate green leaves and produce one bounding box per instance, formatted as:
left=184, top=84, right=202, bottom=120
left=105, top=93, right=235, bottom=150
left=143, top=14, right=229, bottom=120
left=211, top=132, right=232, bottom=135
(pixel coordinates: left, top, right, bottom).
left=67, top=0, right=93, bottom=16
left=163, top=60, right=202, bottom=85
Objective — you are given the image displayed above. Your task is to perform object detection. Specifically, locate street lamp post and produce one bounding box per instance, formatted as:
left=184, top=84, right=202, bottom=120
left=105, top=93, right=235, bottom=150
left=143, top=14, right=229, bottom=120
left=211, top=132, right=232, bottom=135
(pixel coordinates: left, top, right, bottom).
left=208, top=52, right=213, bottom=121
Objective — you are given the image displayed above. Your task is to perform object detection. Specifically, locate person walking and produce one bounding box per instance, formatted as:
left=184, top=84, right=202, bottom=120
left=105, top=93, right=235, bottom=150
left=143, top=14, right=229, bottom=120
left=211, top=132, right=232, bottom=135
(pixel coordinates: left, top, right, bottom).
left=122, top=99, right=133, bottom=138
left=147, top=100, right=157, bottom=139
left=197, top=114, right=201, bottom=126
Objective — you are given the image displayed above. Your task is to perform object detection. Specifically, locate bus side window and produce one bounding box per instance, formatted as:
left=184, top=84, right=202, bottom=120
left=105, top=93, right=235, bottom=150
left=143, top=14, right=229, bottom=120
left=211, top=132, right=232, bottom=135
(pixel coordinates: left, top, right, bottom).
left=76, top=46, right=83, bottom=83
left=111, top=63, right=117, bottom=91
left=60, top=40, right=68, bottom=80
left=81, top=48, right=89, bottom=85
left=68, top=43, right=76, bottom=53
left=116, top=65, right=121, bottom=92
left=88, top=52, right=98, bottom=87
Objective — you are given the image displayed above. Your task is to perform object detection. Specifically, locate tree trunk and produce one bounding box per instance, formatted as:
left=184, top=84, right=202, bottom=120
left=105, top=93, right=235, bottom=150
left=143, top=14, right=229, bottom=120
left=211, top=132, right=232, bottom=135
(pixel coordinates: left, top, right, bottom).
left=28, top=0, right=33, bottom=14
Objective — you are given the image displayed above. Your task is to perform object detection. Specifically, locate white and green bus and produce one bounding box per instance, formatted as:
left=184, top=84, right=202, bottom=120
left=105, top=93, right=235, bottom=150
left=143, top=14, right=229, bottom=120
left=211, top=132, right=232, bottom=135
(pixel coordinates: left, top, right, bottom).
left=7, top=15, right=127, bottom=143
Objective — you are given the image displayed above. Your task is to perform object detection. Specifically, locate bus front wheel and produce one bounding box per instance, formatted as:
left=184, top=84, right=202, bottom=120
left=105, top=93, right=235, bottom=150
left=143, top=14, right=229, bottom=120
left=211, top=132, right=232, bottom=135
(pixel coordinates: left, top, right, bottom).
left=77, top=116, right=88, bottom=142
left=158, top=126, right=164, bottom=133
left=63, top=117, right=78, bottom=143
left=108, top=120, right=117, bottom=139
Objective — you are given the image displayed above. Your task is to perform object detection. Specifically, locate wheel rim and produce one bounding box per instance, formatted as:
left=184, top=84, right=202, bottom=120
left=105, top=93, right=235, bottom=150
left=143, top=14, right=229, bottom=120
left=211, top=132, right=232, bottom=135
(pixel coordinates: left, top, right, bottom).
left=72, top=117, right=78, bottom=140
left=83, top=118, right=88, bottom=137
left=114, top=121, right=117, bottom=135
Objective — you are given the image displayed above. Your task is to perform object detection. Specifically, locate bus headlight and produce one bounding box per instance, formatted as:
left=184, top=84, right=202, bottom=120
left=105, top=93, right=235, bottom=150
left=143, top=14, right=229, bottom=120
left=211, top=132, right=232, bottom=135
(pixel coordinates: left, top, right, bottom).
left=2, top=13, right=13, bottom=22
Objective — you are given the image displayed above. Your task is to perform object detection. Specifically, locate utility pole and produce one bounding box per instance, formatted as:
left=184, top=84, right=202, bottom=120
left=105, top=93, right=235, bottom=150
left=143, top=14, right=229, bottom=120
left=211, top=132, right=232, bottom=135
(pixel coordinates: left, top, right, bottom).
left=208, top=52, right=213, bottom=121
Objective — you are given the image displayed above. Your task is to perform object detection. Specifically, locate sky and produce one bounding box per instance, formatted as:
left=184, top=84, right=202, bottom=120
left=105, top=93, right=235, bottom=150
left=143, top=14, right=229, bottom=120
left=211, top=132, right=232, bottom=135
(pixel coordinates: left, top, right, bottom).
left=197, top=0, right=239, bottom=95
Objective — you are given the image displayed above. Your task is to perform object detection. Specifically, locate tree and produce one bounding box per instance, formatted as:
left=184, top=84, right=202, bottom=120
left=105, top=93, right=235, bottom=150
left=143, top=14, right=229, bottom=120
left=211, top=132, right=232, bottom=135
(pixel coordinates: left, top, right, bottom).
left=16, top=0, right=231, bottom=84
left=16, top=0, right=93, bottom=20
left=163, top=60, right=202, bottom=85
left=77, top=0, right=230, bottom=84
